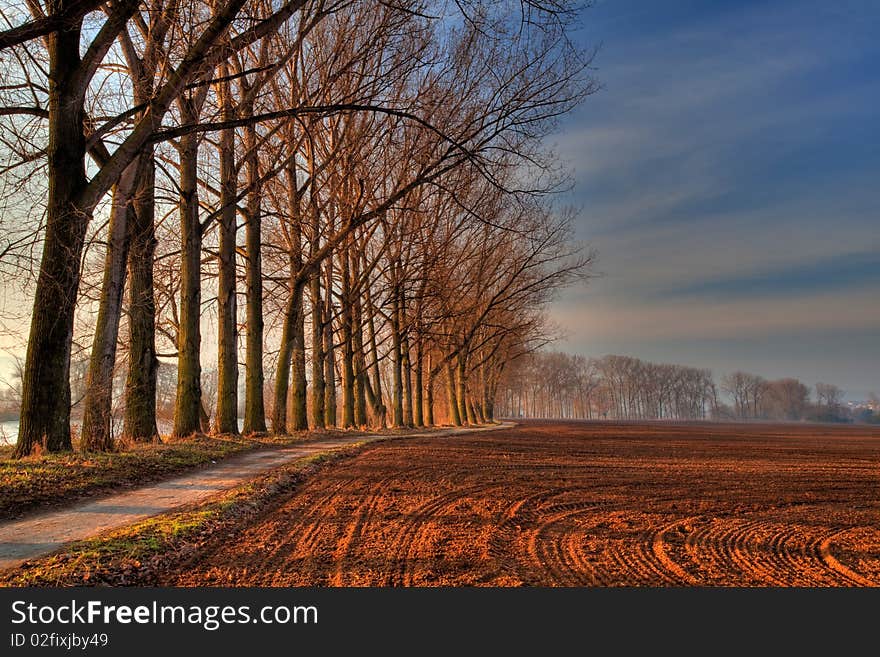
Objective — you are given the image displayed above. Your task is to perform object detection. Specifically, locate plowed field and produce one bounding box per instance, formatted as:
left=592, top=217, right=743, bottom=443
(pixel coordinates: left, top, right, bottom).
left=167, top=421, right=880, bottom=586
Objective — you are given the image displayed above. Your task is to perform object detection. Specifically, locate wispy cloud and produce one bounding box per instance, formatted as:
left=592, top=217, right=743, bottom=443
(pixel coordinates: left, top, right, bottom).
left=551, top=286, right=880, bottom=343
left=547, top=0, right=880, bottom=392
left=662, top=250, right=880, bottom=300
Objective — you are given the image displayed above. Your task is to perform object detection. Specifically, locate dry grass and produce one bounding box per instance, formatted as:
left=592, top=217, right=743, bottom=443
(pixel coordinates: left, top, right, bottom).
left=0, top=433, right=283, bottom=521
left=0, top=445, right=366, bottom=587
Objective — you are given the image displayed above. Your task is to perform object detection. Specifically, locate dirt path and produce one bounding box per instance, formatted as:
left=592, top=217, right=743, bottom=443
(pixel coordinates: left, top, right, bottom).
left=165, top=421, right=880, bottom=587
left=0, top=424, right=506, bottom=571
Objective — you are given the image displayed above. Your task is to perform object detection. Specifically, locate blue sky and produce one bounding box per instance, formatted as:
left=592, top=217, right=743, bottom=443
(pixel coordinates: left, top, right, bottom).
left=548, top=0, right=880, bottom=399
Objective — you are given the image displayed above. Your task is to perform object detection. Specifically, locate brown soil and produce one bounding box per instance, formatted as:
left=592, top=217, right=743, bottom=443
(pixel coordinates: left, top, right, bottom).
left=165, top=421, right=880, bottom=587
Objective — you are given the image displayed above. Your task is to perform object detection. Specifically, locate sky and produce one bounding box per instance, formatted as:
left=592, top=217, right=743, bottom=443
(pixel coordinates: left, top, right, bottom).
left=547, top=0, right=880, bottom=400
left=0, top=1, right=877, bottom=404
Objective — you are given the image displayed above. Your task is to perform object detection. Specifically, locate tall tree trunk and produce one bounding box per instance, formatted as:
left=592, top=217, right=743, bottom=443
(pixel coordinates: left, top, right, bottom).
left=215, top=70, right=238, bottom=434
left=352, top=285, right=368, bottom=428
left=80, top=159, right=138, bottom=450
left=364, top=278, right=385, bottom=427
left=307, top=142, right=325, bottom=429
left=446, top=361, right=461, bottom=426
left=340, top=248, right=355, bottom=428
left=123, top=156, right=159, bottom=441
left=390, top=281, right=404, bottom=428
left=425, top=368, right=435, bottom=427
left=273, top=305, right=292, bottom=431
left=323, top=260, right=336, bottom=428
left=401, top=335, right=413, bottom=427
left=456, top=352, right=469, bottom=426
left=413, top=339, right=424, bottom=427
left=323, top=316, right=337, bottom=427
left=481, top=365, right=493, bottom=422
left=310, top=268, right=325, bottom=429
left=400, top=292, right=413, bottom=428
left=271, top=161, right=307, bottom=433
left=242, top=122, right=265, bottom=434
left=471, top=397, right=483, bottom=424
left=15, top=13, right=87, bottom=456
left=290, top=297, right=308, bottom=431
left=172, top=118, right=202, bottom=436
left=351, top=248, right=368, bottom=427
left=84, top=37, right=167, bottom=446
left=273, top=275, right=307, bottom=434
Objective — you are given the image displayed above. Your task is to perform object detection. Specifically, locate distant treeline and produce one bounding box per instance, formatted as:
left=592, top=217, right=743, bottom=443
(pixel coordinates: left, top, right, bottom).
left=495, top=352, right=879, bottom=424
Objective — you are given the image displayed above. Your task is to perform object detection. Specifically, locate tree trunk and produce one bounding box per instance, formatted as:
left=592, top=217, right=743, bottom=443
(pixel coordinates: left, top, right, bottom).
left=340, top=248, right=356, bottom=428
left=80, top=36, right=161, bottom=450
left=199, top=399, right=211, bottom=432
left=446, top=361, right=461, bottom=426
left=364, top=279, right=385, bottom=427
left=310, top=268, right=325, bottom=429
left=242, top=122, right=265, bottom=434
left=401, top=337, right=413, bottom=427
left=290, top=292, right=308, bottom=431
left=215, top=70, right=238, bottom=434
left=172, top=120, right=202, bottom=437
left=273, top=271, right=302, bottom=433
left=413, top=339, right=424, bottom=427
left=456, top=353, right=469, bottom=426
left=470, top=397, right=482, bottom=424
left=481, top=366, right=493, bottom=422
left=323, top=261, right=336, bottom=428
left=323, top=316, right=337, bottom=427
left=425, top=369, right=435, bottom=427
left=15, top=14, right=87, bottom=456
left=80, top=159, right=138, bottom=450
left=123, top=156, right=159, bottom=441
left=390, top=282, right=404, bottom=428
left=352, top=284, right=368, bottom=428
left=400, top=294, right=414, bottom=428
left=271, top=161, right=307, bottom=433
left=351, top=248, right=368, bottom=427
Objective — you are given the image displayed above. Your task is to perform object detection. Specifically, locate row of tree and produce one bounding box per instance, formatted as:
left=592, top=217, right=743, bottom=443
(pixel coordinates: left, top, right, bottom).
left=495, top=352, right=867, bottom=423
left=719, top=372, right=847, bottom=422
left=497, top=353, right=715, bottom=420
left=0, top=0, right=595, bottom=455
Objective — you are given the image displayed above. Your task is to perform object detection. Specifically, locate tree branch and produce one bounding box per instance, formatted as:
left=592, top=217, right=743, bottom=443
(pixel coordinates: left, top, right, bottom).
left=0, top=0, right=106, bottom=50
